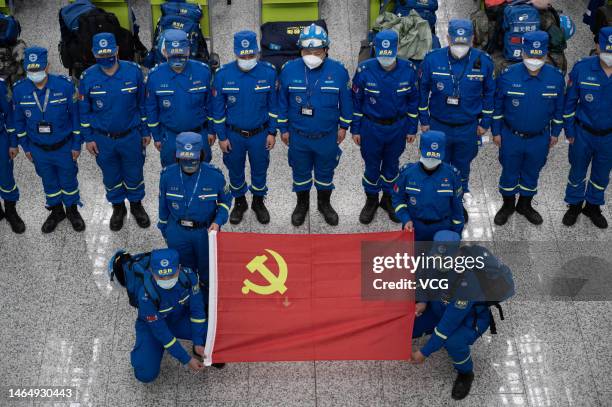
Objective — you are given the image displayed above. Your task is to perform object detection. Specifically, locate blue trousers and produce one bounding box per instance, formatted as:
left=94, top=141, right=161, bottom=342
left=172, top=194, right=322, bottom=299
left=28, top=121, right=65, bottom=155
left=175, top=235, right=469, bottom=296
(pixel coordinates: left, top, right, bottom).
left=288, top=130, right=342, bottom=192
left=93, top=130, right=145, bottom=204
left=131, top=316, right=202, bottom=383
left=0, top=132, right=19, bottom=201
left=165, top=221, right=209, bottom=284
left=360, top=119, right=407, bottom=194
left=30, top=142, right=80, bottom=207
left=413, top=218, right=454, bottom=242
left=413, top=307, right=488, bottom=374
left=222, top=130, right=270, bottom=197
left=430, top=118, right=479, bottom=193
left=498, top=126, right=550, bottom=197
left=160, top=127, right=212, bottom=168
left=565, top=126, right=612, bottom=206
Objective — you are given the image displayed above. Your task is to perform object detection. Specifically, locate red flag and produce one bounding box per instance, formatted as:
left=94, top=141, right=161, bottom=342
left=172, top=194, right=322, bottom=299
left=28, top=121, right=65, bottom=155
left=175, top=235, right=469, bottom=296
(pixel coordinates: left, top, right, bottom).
left=204, top=231, right=415, bottom=364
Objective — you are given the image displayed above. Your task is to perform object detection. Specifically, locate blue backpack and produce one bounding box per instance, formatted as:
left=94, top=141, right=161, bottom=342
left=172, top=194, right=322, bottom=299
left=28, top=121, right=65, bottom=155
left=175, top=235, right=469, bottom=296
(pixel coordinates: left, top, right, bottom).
left=108, top=250, right=193, bottom=308
left=502, top=0, right=541, bottom=61
left=59, top=0, right=96, bottom=32
left=393, top=0, right=439, bottom=31
left=0, top=13, right=21, bottom=46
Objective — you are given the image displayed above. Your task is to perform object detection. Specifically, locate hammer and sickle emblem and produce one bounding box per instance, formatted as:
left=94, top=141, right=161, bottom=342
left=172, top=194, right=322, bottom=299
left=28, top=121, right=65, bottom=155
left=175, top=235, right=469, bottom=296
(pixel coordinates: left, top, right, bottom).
left=242, top=249, right=288, bottom=295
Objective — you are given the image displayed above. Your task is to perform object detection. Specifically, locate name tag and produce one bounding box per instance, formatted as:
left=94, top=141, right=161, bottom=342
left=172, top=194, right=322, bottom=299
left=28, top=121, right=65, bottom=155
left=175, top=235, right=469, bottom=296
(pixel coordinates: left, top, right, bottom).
left=301, top=106, right=314, bottom=116
left=446, top=96, right=460, bottom=106
left=180, top=220, right=194, bottom=228
left=37, top=121, right=52, bottom=134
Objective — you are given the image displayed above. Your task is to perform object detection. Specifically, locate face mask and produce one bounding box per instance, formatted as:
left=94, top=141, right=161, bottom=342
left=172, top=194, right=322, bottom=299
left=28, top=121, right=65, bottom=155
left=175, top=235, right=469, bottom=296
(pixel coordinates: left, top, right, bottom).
left=157, top=276, right=178, bottom=290
left=600, top=53, right=612, bottom=67
left=302, top=54, right=323, bottom=70
left=180, top=159, right=200, bottom=174
left=523, top=58, right=545, bottom=72
left=96, top=55, right=117, bottom=68
left=420, top=156, right=441, bottom=169
left=237, top=58, right=258, bottom=71
left=377, top=56, right=396, bottom=69
left=168, top=56, right=188, bottom=70
left=27, top=70, right=46, bottom=84
left=450, top=44, right=470, bottom=59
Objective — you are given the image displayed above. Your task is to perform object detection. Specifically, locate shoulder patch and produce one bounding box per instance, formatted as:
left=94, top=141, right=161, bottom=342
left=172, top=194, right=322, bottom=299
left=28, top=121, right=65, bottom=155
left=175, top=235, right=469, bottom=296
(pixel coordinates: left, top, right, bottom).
left=262, top=61, right=275, bottom=70
left=455, top=300, right=468, bottom=309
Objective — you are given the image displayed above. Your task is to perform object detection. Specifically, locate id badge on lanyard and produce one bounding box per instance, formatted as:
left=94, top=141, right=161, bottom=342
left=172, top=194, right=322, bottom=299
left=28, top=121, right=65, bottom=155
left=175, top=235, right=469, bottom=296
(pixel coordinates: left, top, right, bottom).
left=179, top=168, right=203, bottom=217
left=301, top=66, right=318, bottom=117
left=33, top=89, right=52, bottom=134
left=445, top=51, right=470, bottom=107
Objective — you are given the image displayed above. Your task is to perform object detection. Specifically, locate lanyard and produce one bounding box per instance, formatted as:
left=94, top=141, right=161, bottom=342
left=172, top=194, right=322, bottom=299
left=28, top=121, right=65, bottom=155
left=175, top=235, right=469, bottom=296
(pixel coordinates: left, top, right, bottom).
left=304, top=65, right=321, bottom=108
left=32, top=88, right=50, bottom=119
left=447, top=50, right=471, bottom=97
left=179, top=167, right=202, bottom=214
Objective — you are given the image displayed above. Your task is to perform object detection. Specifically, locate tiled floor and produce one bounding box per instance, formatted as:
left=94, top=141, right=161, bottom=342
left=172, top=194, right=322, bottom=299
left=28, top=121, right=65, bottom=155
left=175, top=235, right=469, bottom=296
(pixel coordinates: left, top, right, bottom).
left=1, top=0, right=611, bottom=406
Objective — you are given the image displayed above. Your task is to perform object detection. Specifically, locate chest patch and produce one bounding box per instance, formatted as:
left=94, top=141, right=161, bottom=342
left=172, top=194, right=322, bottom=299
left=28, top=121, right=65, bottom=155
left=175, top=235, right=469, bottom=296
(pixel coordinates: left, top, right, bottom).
left=96, top=99, right=104, bottom=108
left=585, top=94, right=594, bottom=103
left=512, top=99, right=520, bottom=107
left=436, top=82, right=445, bottom=91
left=163, top=99, right=171, bottom=108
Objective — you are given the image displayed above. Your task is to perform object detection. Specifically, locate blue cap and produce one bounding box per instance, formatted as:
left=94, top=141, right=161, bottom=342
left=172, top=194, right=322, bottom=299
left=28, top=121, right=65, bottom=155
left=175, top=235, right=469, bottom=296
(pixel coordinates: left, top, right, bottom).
left=600, top=26, right=612, bottom=53
left=448, top=19, right=473, bottom=44
left=92, top=32, right=117, bottom=57
left=163, top=29, right=190, bottom=56
left=420, top=130, right=445, bottom=161
left=24, top=46, right=48, bottom=71
left=151, top=249, right=179, bottom=278
left=431, top=231, right=461, bottom=256
left=176, top=132, right=203, bottom=159
left=234, top=30, right=259, bottom=56
left=522, top=31, right=548, bottom=58
left=298, top=23, right=329, bottom=49
left=374, top=30, right=398, bottom=58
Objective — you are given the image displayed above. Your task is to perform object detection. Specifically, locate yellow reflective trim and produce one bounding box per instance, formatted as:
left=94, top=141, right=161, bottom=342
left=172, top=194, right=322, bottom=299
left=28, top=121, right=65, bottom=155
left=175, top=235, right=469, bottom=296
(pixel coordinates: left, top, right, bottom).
left=163, top=337, right=177, bottom=348
left=17, top=132, right=26, bottom=137
left=518, top=184, right=537, bottom=192
left=213, top=117, right=226, bottom=124
left=453, top=353, right=471, bottom=365
left=288, top=86, right=306, bottom=91
left=80, top=123, right=91, bottom=127
left=255, top=85, right=271, bottom=91
left=567, top=178, right=585, bottom=188
left=148, top=122, right=159, bottom=128
left=380, top=174, right=398, bottom=183
left=482, top=110, right=494, bottom=114
left=251, top=184, right=266, bottom=191
left=493, top=115, right=504, bottom=120
left=158, top=219, right=168, bottom=224
left=467, top=74, right=483, bottom=79
left=268, top=112, right=278, bottom=118
left=218, top=203, right=230, bottom=211
left=166, top=193, right=184, bottom=198
left=106, top=182, right=123, bottom=191
left=434, top=327, right=448, bottom=340
left=6, top=128, right=15, bottom=132
left=50, top=98, right=67, bottom=104
left=437, top=189, right=453, bottom=193
left=354, top=112, right=364, bottom=117
left=432, top=72, right=451, bottom=76
left=188, top=86, right=207, bottom=91
left=62, top=189, right=79, bottom=196
left=121, top=86, right=138, bottom=92
left=90, top=91, right=107, bottom=95
left=407, top=112, right=418, bottom=118
left=222, top=87, right=240, bottom=91
left=293, top=178, right=313, bottom=186
left=589, top=180, right=605, bottom=190
left=47, top=190, right=62, bottom=198
left=321, top=86, right=339, bottom=91
left=553, top=119, right=564, bottom=124
left=364, top=88, right=380, bottom=94
left=141, top=117, right=147, bottom=121
left=124, top=181, right=144, bottom=191
left=229, top=181, right=246, bottom=190
left=580, top=82, right=600, bottom=87
left=201, top=194, right=218, bottom=199
left=499, top=184, right=518, bottom=191
left=405, top=187, right=421, bottom=192
left=339, top=117, right=352, bottom=124
left=73, top=131, right=81, bottom=135
left=179, top=295, right=190, bottom=304
left=190, top=318, right=206, bottom=323
left=0, top=184, right=17, bottom=193
left=542, top=93, right=558, bottom=97
left=19, top=101, right=36, bottom=105
left=507, top=91, right=525, bottom=96
left=418, top=106, right=429, bottom=111
left=397, top=87, right=411, bottom=92
left=159, top=307, right=174, bottom=313
left=314, top=179, right=333, bottom=186
left=362, top=175, right=378, bottom=186
left=453, top=220, right=463, bottom=225
left=564, top=112, right=576, bottom=119
left=277, top=119, right=288, bottom=123
left=395, top=204, right=407, bottom=213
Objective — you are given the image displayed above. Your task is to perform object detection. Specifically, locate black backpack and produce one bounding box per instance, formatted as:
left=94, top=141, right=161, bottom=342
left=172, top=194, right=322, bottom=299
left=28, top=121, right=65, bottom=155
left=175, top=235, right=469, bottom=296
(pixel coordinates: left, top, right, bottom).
left=0, top=13, right=25, bottom=86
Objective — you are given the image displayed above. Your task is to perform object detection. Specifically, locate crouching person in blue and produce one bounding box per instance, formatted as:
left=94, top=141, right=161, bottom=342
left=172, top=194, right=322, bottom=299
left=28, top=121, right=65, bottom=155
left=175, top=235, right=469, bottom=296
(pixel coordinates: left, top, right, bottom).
left=131, top=248, right=222, bottom=383
left=158, top=132, right=231, bottom=284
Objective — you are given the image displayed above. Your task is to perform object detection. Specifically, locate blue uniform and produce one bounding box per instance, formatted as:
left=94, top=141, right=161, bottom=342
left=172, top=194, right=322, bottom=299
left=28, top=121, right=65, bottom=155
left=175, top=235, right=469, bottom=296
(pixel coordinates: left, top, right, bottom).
left=0, top=79, right=18, bottom=202
left=131, top=269, right=207, bottom=383
left=563, top=57, right=612, bottom=206
left=12, top=75, right=82, bottom=207
left=492, top=63, right=565, bottom=197
left=392, top=162, right=464, bottom=241
left=419, top=48, right=496, bottom=192
left=351, top=58, right=419, bottom=194
left=145, top=61, right=213, bottom=167
left=211, top=60, right=278, bottom=197
left=158, top=163, right=231, bottom=283
left=78, top=61, right=147, bottom=204
left=278, top=58, right=353, bottom=191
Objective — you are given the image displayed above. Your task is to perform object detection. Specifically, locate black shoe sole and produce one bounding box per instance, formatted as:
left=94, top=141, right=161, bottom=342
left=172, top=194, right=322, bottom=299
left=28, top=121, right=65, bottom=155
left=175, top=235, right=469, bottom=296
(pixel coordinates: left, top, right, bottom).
left=41, top=215, right=66, bottom=234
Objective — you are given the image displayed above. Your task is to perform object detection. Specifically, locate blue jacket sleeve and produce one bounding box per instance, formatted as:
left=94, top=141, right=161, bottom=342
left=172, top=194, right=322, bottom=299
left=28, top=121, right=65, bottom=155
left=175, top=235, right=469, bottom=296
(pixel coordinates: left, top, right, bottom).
left=406, top=66, right=419, bottom=135
left=563, top=65, right=579, bottom=139
left=186, top=272, right=208, bottom=346
left=420, top=300, right=475, bottom=357
left=479, top=57, right=496, bottom=130
left=211, top=71, right=227, bottom=141
left=145, top=75, right=162, bottom=142
left=12, top=90, right=29, bottom=153
left=338, top=67, right=353, bottom=130
left=450, top=167, right=464, bottom=233
left=213, top=174, right=232, bottom=226
left=551, top=74, right=566, bottom=138
left=137, top=68, right=148, bottom=138
left=492, top=74, right=506, bottom=136
left=350, top=67, right=365, bottom=135
left=277, top=67, right=289, bottom=134
left=77, top=75, right=94, bottom=143
left=418, top=56, right=432, bottom=126
left=391, top=172, right=411, bottom=226
left=0, top=81, right=15, bottom=147
left=267, top=69, right=279, bottom=135
left=69, top=84, right=82, bottom=151
left=157, top=169, right=169, bottom=237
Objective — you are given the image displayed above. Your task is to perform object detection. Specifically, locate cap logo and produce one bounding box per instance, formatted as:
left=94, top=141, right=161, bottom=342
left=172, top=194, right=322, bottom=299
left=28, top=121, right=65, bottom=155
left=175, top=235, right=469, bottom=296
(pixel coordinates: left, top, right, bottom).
left=431, top=142, right=439, bottom=151
left=99, top=39, right=108, bottom=48
left=241, top=39, right=250, bottom=48
left=184, top=143, right=193, bottom=151
left=519, top=14, right=528, bottom=21
left=28, top=53, right=37, bottom=62
left=160, top=259, right=169, bottom=267
left=381, top=39, right=390, bottom=49
left=608, top=35, right=612, bottom=43
left=457, top=28, right=465, bottom=36
left=172, top=40, right=180, bottom=47
left=533, top=41, right=541, bottom=49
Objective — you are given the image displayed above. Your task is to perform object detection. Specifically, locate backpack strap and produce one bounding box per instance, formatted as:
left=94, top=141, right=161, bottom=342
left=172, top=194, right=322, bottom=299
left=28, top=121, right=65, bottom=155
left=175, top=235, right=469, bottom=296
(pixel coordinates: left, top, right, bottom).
left=143, top=272, right=161, bottom=308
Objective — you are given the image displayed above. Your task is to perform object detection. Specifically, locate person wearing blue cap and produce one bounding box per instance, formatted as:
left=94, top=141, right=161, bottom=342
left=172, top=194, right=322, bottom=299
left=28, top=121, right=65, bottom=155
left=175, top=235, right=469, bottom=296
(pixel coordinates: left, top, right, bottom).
left=351, top=29, right=419, bottom=225
left=418, top=19, right=496, bottom=223
left=12, top=46, right=85, bottom=233
left=78, top=32, right=150, bottom=231
left=211, top=30, right=278, bottom=225
left=158, top=132, right=232, bottom=284
left=0, top=76, right=25, bottom=233
left=492, top=31, right=565, bottom=226
left=561, top=26, right=612, bottom=229
left=145, top=29, right=215, bottom=167
left=391, top=131, right=464, bottom=241
left=131, top=248, right=223, bottom=383
left=278, top=23, right=353, bottom=227
left=410, top=230, right=493, bottom=400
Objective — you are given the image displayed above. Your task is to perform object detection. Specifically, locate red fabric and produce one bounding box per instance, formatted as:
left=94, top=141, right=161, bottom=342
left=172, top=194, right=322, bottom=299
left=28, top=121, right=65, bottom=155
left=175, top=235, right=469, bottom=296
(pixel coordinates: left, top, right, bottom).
left=210, top=231, right=415, bottom=363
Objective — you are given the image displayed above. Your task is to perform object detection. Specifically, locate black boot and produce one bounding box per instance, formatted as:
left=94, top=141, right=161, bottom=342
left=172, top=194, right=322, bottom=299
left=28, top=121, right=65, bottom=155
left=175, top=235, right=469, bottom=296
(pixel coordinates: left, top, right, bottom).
left=583, top=202, right=608, bottom=229
left=251, top=195, right=270, bottom=224
left=317, top=190, right=339, bottom=226
left=562, top=202, right=583, bottom=227
left=130, top=201, right=151, bottom=228
left=359, top=193, right=379, bottom=224
left=494, top=195, right=516, bottom=226
left=379, top=192, right=400, bottom=223
left=3, top=200, right=25, bottom=234
left=41, top=204, right=66, bottom=234
left=0, top=201, right=4, bottom=221
left=110, top=202, right=127, bottom=231
left=291, top=191, right=310, bottom=227
left=451, top=371, right=474, bottom=400
left=516, top=196, right=543, bottom=225
left=463, top=205, right=469, bottom=224
left=66, top=204, right=85, bottom=232
left=211, top=363, right=226, bottom=369
left=229, top=196, right=248, bottom=225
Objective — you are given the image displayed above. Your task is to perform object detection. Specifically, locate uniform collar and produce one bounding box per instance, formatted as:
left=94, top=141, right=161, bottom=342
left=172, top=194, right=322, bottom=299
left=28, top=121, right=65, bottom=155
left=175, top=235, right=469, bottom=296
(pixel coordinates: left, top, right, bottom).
left=166, top=61, right=192, bottom=78
left=97, top=61, right=122, bottom=79
left=233, top=60, right=259, bottom=76
left=519, top=63, right=543, bottom=81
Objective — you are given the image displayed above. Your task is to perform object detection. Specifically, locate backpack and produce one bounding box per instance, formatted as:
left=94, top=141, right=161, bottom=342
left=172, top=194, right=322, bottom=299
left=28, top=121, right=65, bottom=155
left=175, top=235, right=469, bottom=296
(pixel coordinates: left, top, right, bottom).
left=0, top=13, right=25, bottom=86
left=144, top=0, right=210, bottom=69
left=108, top=250, right=194, bottom=308
left=393, top=0, right=438, bottom=32
left=502, top=1, right=541, bottom=61
left=0, top=13, right=20, bottom=47
left=593, top=2, right=612, bottom=37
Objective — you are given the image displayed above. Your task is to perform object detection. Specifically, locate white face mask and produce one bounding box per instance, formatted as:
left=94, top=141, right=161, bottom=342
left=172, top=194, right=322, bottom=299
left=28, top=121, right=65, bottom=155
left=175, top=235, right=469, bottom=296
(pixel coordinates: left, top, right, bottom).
left=523, top=58, right=545, bottom=72
left=27, top=71, right=47, bottom=84
left=302, top=54, right=323, bottom=70
left=237, top=58, right=258, bottom=71
left=157, top=276, right=178, bottom=290
left=420, top=156, right=441, bottom=169
left=600, top=53, right=612, bottom=67
left=377, top=56, right=396, bottom=69
left=450, top=44, right=470, bottom=59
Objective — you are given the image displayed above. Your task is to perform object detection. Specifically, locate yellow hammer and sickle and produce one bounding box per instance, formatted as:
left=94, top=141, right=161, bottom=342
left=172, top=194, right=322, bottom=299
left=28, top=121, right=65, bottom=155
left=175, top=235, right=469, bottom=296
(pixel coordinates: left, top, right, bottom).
left=242, top=249, right=288, bottom=295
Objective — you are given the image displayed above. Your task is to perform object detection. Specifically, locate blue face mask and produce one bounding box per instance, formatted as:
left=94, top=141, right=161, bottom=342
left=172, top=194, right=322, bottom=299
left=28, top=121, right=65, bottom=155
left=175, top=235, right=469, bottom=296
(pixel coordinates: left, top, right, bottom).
left=96, top=55, right=117, bottom=68
left=168, top=56, right=188, bottom=70
left=180, top=158, right=200, bottom=174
